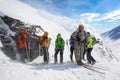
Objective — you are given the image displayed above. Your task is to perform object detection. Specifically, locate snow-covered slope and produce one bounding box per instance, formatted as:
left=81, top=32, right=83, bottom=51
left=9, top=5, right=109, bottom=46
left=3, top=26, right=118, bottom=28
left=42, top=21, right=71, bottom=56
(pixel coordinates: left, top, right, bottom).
left=1, top=41, right=120, bottom=80
left=0, top=0, right=120, bottom=80
left=102, top=25, right=120, bottom=40
left=0, top=0, right=69, bottom=39
left=102, top=25, right=120, bottom=60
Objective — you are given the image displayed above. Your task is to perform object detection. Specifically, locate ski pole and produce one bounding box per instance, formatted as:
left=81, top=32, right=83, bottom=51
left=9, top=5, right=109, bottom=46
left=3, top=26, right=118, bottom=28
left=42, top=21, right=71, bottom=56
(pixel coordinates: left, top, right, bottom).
left=24, top=42, right=30, bottom=62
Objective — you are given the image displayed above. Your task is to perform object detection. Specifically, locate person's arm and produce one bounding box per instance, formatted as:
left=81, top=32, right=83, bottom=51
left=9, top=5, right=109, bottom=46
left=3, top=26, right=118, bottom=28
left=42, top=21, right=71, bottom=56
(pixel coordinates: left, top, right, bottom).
left=71, top=31, right=78, bottom=41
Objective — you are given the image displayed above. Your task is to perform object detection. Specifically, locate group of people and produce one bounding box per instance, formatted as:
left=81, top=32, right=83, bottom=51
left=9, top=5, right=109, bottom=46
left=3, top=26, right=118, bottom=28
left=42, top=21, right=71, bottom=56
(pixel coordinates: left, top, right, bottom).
left=38, top=32, right=65, bottom=64
left=17, top=24, right=97, bottom=66
left=69, top=25, right=97, bottom=65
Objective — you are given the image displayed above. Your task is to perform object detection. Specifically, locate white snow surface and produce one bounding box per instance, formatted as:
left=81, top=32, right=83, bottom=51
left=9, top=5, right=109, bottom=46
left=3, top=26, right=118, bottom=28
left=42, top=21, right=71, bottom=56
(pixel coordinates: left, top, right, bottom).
left=0, top=0, right=120, bottom=80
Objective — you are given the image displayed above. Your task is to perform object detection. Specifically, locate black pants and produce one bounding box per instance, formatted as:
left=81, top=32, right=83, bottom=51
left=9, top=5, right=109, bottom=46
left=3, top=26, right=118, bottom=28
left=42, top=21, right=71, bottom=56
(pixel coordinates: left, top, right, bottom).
left=86, top=48, right=96, bottom=63
left=42, top=47, right=49, bottom=63
left=83, top=47, right=87, bottom=60
left=70, top=47, right=74, bottom=61
left=54, top=49, right=63, bottom=63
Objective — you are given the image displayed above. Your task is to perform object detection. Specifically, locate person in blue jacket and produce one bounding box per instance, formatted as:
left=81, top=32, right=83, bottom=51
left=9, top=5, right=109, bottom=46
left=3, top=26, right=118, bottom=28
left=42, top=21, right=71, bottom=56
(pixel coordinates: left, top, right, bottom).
left=69, top=36, right=75, bottom=62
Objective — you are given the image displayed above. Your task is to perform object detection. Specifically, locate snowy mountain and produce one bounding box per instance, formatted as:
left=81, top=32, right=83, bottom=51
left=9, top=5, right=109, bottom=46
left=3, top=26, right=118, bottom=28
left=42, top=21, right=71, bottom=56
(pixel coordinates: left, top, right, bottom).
left=102, top=25, right=120, bottom=40
left=0, top=0, right=120, bottom=80
left=102, top=25, right=120, bottom=61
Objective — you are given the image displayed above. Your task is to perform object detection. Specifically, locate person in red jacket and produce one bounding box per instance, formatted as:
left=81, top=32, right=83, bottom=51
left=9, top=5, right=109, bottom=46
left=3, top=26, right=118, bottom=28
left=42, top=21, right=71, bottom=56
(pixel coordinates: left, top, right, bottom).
left=18, top=29, right=29, bottom=62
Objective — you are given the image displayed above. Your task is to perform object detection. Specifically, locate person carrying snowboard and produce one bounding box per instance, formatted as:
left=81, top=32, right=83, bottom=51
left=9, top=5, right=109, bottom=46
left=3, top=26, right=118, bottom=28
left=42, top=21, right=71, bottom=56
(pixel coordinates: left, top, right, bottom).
left=38, top=31, right=50, bottom=64
left=54, top=33, right=65, bottom=64
left=86, top=32, right=96, bottom=65
left=71, top=25, right=87, bottom=66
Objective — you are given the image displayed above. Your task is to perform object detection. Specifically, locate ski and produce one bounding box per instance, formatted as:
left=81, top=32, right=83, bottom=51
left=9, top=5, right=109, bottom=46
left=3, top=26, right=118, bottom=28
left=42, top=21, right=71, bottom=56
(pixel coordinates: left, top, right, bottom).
left=83, top=65, right=105, bottom=74
left=89, top=65, right=108, bottom=71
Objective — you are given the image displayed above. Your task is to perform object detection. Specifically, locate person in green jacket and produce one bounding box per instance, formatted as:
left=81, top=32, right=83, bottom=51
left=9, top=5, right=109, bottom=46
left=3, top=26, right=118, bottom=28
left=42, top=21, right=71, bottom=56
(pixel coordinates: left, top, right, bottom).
left=54, top=33, right=65, bottom=64
left=86, top=32, right=96, bottom=65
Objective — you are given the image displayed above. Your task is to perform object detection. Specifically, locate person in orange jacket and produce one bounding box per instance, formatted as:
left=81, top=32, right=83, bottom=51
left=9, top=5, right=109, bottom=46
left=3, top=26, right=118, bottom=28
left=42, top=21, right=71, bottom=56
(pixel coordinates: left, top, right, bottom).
left=18, top=29, right=29, bottom=62
left=38, top=31, right=51, bottom=64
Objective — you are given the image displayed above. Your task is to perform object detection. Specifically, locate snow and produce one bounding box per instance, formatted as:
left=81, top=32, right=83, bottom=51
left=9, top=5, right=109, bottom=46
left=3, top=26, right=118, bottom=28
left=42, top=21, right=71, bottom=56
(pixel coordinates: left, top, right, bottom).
left=0, top=49, right=120, bottom=80
left=0, top=18, right=15, bottom=36
left=104, top=39, right=120, bottom=60
left=0, top=0, right=120, bottom=80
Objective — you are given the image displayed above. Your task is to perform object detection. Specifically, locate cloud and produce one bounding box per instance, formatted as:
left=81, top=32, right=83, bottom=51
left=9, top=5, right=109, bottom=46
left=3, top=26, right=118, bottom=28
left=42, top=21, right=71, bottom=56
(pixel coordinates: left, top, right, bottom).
left=79, top=13, right=100, bottom=22
left=96, top=10, right=120, bottom=22
left=79, top=10, right=120, bottom=23
left=79, top=10, right=120, bottom=33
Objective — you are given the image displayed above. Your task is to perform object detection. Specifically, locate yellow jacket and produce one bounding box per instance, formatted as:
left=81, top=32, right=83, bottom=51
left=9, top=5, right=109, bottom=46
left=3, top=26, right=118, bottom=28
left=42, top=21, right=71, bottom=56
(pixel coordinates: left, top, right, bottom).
left=39, top=36, right=50, bottom=47
left=87, top=35, right=96, bottom=48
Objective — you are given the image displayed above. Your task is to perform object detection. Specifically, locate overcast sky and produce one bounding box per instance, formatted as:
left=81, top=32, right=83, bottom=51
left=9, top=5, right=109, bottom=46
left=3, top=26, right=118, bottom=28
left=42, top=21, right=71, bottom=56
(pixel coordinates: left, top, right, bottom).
left=21, top=0, right=120, bottom=33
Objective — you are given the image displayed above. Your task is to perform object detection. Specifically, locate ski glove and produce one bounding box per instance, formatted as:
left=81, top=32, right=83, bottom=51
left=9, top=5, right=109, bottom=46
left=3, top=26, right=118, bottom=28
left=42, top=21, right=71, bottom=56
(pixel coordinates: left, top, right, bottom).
left=76, top=36, right=81, bottom=41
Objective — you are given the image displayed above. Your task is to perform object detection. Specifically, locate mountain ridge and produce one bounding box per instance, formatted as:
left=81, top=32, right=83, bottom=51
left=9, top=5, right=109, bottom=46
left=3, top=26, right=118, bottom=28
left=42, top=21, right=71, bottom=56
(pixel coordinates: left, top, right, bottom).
left=102, top=25, right=120, bottom=40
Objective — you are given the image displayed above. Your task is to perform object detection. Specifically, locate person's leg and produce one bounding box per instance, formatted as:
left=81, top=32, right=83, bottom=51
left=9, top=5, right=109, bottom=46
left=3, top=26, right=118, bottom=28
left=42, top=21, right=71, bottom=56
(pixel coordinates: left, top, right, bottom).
left=42, top=47, right=48, bottom=63
left=86, top=48, right=91, bottom=64
left=80, top=43, right=84, bottom=60
left=74, top=48, right=80, bottom=64
left=45, top=47, right=49, bottom=63
left=87, top=48, right=95, bottom=64
left=89, top=48, right=96, bottom=64
left=54, top=49, right=59, bottom=64
left=83, top=46, right=87, bottom=60
left=70, top=47, right=74, bottom=62
left=20, top=48, right=26, bottom=63
left=74, top=47, right=84, bottom=65
left=74, top=42, right=84, bottom=65
left=60, top=49, right=63, bottom=63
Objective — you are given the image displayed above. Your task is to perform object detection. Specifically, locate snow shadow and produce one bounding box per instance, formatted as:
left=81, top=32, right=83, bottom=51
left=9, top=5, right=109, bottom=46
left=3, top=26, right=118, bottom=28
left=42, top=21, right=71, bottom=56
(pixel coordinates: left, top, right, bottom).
left=28, top=62, right=81, bottom=71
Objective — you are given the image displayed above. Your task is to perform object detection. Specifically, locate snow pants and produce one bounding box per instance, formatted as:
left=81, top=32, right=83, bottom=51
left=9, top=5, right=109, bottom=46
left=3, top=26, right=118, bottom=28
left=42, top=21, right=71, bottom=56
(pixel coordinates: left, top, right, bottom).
left=42, top=47, right=49, bottom=63
left=54, top=48, right=63, bottom=63
left=74, top=42, right=84, bottom=62
left=86, top=48, right=96, bottom=63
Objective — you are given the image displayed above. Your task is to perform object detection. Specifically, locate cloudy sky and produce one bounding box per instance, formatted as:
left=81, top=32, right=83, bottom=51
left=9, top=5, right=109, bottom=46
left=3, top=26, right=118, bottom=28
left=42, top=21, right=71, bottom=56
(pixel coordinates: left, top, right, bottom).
left=21, top=0, right=120, bottom=33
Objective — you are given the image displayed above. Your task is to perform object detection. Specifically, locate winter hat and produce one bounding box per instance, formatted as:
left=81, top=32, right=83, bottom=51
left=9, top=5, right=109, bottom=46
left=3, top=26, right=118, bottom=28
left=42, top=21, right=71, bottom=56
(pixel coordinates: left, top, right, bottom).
left=44, top=31, right=48, bottom=36
left=57, top=33, right=61, bottom=38
left=23, top=29, right=28, bottom=33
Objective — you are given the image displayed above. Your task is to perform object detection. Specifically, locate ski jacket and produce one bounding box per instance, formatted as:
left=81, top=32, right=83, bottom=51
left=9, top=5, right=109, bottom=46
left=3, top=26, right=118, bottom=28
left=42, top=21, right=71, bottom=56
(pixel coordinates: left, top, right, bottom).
left=55, top=34, right=65, bottom=49
left=87, top=35, right=96, bottom=48
left=69, top=39, right=75, bottom=48
left=18, top=33, right=28, bottom=48
left=71, top=30, right=87, bottom=43
left=39, top=36, right=50, bottom=47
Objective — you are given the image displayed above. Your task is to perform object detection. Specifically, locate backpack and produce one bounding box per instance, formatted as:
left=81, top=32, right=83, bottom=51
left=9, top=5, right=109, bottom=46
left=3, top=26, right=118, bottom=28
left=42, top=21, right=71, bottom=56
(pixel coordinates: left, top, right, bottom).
left=92, top=36, right=97, bottom=45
